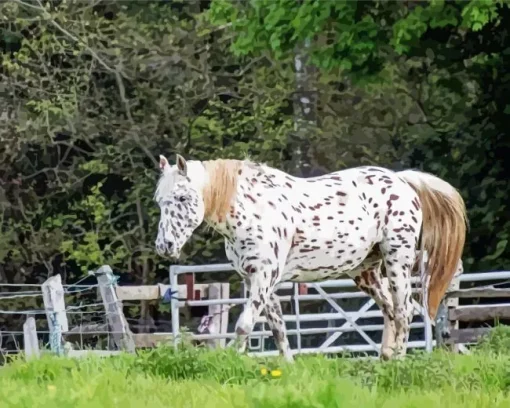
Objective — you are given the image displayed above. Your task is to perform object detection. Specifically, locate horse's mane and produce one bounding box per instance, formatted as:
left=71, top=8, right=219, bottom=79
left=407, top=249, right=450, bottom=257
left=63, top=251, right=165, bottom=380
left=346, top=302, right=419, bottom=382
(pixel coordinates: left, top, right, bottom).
left=202, top=159, right=245, bottom=222
left=155, top=155, right=264, bottom=223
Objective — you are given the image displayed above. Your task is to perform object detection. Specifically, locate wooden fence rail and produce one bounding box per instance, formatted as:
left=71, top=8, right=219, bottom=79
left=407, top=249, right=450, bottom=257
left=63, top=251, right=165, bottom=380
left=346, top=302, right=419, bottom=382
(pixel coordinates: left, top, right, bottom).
left=440, top=283, right=510, bottom=349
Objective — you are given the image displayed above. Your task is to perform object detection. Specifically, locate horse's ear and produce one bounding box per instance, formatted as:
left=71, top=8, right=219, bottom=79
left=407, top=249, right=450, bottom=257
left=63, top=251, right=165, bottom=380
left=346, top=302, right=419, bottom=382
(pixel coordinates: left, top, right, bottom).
left=159, top=155, right=169, bottom=172
left=176, top=154, right=187, bottom=176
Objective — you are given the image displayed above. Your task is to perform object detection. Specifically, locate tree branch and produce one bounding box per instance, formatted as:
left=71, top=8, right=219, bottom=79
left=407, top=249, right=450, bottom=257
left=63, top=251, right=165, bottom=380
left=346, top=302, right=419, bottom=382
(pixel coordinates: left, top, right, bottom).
left=14, top=0, right=121, bottom=76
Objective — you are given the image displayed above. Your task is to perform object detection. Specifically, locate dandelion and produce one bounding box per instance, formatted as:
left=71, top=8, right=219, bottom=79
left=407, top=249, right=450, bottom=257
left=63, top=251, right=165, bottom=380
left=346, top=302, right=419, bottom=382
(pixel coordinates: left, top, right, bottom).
left=47, top=385, right=56, bottom=393
left=260, top=367, right=268, bottom=376
left=270, top=369, right=282, bottom=378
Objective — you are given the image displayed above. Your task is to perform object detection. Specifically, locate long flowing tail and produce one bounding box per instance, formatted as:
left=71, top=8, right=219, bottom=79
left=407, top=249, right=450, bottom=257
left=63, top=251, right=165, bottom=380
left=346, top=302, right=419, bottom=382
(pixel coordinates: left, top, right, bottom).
left=398, top=170, right=468, bottom=319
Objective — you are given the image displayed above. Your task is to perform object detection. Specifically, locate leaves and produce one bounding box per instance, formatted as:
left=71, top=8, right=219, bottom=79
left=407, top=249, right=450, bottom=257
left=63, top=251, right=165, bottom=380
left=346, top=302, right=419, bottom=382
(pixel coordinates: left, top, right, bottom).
left=483, top=239, right=508, bottom=262
left=208, top=0, right=385, bottom=75
left=461, top=0, right=503, bottom=31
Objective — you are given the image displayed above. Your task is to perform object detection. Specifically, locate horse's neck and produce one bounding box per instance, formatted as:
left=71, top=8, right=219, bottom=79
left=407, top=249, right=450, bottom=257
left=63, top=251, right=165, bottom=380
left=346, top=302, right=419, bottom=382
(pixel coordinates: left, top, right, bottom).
left=203, top=162, right=255, bottom=238
left=207, top=164, right=288, bottom=238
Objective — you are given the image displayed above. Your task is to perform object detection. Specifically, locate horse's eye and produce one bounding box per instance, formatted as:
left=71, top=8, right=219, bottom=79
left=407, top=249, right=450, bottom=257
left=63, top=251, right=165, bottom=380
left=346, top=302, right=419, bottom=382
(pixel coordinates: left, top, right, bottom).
left=179, top=196, right=187, bottom=202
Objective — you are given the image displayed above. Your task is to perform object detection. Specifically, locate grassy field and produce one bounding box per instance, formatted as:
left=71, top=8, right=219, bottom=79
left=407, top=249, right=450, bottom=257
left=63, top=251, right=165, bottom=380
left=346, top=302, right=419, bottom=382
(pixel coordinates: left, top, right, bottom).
left=1, top=328, right=510, bottom=408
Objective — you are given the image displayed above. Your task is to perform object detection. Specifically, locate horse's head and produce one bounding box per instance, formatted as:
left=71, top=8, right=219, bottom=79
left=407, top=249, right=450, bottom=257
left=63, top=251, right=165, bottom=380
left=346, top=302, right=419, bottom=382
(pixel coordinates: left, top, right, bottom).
left=154, top=154, right=206, bottom=258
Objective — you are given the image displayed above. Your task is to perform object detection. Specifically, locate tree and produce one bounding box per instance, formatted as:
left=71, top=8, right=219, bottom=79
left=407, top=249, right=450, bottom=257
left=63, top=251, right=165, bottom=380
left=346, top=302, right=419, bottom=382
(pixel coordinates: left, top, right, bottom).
left=207, top=0, right=510, bottom=272
left=0, top=0, right=295, bottom=332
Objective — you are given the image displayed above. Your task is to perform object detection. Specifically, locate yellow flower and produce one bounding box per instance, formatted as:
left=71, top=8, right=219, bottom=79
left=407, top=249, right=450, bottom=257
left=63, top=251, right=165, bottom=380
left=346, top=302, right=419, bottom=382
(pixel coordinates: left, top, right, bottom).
left=47, top=385, right=56, bottom=393
left=260, top=367, right=268, bottom=376
left=270, top=369, right=282, bottom=378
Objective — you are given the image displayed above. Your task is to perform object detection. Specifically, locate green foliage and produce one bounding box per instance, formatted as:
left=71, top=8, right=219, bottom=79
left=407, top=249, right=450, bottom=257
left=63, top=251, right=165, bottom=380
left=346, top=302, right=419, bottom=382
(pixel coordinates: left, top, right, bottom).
left=208, top=0, right=384, bottom=75
left=208, top=0, right=510, bottom=271
left=461, top=0, right=504, bottom=31
left=131, top=342, right=260, bottom=383
left=0, top=0, right=297, bottom=288
left=474, top=325, right=510, bottom=354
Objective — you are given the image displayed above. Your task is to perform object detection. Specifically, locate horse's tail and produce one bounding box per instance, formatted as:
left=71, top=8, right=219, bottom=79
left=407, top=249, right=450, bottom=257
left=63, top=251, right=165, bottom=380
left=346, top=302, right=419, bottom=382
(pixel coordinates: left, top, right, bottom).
left=398, top=170, right=467, bottom=319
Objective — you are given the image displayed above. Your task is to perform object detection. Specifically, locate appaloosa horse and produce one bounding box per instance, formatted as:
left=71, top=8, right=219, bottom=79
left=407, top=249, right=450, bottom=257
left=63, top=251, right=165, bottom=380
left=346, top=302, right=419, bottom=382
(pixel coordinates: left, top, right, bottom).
left=154, top=154, right=467, bottom=361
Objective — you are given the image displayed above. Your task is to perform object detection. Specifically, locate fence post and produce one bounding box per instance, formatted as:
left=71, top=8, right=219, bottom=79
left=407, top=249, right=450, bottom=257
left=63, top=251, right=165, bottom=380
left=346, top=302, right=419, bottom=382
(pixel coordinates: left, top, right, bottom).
left=447, top=261, right=462, bottom=353
left=205, top=283, right=231, bottom=349
left=94, top=265, right=135, bottom=353
left=420, top=251, right=433, bottom=353
left=294, top=283, right=302, bottom=353
left=169, top=265, right=181, bottom=349
left=220, top=283, right=230, bottom=348
left=42, top=274, right=68, bottom=355
left=207, top=283, right=222, bottom=349
left=434, top=301, right=448, bottom=347
left=23, top=315, right=40, bottom=360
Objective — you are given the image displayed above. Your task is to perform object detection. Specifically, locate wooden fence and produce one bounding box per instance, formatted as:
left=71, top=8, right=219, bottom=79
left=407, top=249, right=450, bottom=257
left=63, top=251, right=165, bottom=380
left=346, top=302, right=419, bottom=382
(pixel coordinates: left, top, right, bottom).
left=16, top=265, right=230, bottom=359
left=438, top=281, right=510, bottom=351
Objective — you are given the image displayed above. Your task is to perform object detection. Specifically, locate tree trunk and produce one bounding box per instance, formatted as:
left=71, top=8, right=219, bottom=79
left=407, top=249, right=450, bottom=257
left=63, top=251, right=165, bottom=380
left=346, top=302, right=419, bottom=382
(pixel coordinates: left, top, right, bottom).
left=291, top=39, right=317, bottom=177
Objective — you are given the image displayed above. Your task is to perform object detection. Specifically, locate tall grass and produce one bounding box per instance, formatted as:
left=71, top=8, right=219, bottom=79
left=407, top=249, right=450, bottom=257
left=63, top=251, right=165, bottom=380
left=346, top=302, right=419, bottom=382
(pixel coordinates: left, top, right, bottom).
left=2, top=327, right=510, bottom=407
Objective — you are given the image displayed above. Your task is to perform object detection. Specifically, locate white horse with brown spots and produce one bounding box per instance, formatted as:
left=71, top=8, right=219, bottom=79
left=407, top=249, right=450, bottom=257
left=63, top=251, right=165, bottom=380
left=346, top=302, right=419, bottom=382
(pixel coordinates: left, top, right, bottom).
left=154, top=154, right=467, bottom=361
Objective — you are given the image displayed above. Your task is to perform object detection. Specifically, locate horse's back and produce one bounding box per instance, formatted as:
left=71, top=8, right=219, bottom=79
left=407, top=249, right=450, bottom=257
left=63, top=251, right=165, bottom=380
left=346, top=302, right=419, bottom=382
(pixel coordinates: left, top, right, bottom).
left=276, top=165, right=421, bottom=281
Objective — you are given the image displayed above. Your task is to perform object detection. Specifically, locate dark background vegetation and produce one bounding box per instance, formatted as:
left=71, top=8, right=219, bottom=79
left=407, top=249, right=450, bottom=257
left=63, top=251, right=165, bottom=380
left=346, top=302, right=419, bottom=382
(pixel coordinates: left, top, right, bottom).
left=1, top=0, right=509, bottom=335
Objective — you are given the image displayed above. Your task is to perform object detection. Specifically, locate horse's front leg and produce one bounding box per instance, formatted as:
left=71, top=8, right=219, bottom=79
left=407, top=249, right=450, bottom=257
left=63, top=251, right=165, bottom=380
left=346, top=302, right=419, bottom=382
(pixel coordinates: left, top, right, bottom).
left=264, top=292, right=293, bottom=362
left=231, top=234, right=291, bottom=358
left=233, top=272, right=272, bottom=354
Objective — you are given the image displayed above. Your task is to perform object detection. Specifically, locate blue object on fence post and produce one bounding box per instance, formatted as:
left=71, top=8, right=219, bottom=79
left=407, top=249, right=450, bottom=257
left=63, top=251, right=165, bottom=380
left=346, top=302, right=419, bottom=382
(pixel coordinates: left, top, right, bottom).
left=162, top=288, right=179, bottom=304
left=107, top=273, right=120, bottom=288
left=50, top=312, right=63, bottom=356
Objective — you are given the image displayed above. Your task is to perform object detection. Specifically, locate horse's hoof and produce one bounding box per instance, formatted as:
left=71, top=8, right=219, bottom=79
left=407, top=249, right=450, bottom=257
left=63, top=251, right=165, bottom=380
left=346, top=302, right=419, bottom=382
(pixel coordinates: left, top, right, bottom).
left=380, top=349, right=393, bottom=361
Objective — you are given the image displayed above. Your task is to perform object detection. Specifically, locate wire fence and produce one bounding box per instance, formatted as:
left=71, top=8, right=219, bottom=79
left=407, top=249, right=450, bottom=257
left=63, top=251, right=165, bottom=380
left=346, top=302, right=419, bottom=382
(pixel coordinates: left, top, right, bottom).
left=0, top=276, right=115, bottom=355
left=0, top=266, right=180, bottom=358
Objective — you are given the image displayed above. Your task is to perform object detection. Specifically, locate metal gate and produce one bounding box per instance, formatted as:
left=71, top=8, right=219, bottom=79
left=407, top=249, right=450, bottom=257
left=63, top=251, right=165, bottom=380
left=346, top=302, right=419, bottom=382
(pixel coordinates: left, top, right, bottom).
left=169, top=263, right=434, bottom=357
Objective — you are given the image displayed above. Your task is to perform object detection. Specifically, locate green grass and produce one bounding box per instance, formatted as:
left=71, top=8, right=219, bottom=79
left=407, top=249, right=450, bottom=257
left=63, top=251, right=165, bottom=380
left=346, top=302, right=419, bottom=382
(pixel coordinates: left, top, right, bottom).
left=2, top=327, right=510, bottom=408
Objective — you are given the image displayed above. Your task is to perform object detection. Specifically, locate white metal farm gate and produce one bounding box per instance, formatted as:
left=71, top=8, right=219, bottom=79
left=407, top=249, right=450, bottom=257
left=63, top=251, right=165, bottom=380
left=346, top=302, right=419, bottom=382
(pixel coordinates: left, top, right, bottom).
left=168, top=263, right=442, bottom=357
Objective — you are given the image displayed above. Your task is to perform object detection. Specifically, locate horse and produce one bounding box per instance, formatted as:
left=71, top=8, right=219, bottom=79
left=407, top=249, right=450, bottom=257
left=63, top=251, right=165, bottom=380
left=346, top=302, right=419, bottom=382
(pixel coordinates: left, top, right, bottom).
left=154, top=154, right=467, bottom=361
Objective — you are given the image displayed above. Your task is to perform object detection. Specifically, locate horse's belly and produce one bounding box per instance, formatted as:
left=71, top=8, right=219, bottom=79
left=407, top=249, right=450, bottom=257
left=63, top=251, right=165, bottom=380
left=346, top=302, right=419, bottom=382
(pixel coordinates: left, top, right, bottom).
left=282, top=230, right=375, bottom=282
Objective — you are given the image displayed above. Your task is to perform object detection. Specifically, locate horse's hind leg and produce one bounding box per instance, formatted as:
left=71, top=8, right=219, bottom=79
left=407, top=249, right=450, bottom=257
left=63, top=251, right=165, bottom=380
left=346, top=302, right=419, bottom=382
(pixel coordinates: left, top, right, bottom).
left=384, top=259, right=414, bottom=358
left=381, top=235, right=420, bottom=358
left=264, top=293, right=293, bottom=362
left=350, top=259, right=397, bottom=360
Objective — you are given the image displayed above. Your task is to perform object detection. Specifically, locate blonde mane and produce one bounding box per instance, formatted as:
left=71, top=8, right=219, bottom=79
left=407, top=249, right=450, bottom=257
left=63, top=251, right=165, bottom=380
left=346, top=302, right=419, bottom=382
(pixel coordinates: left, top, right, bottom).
left=202, top=159, right=244, bottom=223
